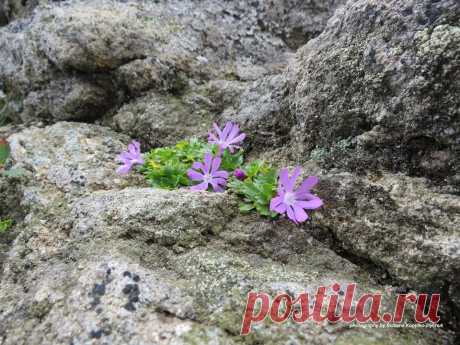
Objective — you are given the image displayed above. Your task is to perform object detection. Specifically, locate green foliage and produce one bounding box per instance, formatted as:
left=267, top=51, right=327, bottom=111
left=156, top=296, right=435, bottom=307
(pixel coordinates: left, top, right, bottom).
left=228, top=160, right=278, bottom=217
left=220, top=149, right=243, bottom=172
left=0, top=219, right=12, bottom=233
left=142, top=138, right=209, bottom=190
left=0, top=139, right=10, bottom=166
left=142, top=138, right=245, bottom=190
left=137, top=135, right=281, bottom=219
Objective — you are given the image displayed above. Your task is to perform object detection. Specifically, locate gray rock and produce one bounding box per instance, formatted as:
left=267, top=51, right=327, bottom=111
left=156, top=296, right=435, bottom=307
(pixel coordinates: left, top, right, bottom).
left=220, top=73, right=293, bottom=151
left=0, top=0, right=342, bottom=125
left=106, top=89, right=215, bottom=149
left=7, top=121, right=142, bottom=197
left=288, top=0, right=460, bottom=185
left=1, top=0, right=459, bottom=342
left=0, top=0, right=40, bottom=24
left=1, top=185, right=452, bottom=344
left=257, top=0, right=347, bottom=49
left=309, top=171, right=460, bottom=320
left=71, top=188, right=233, bottom=248
left=1, top=124, right=454, bottom=343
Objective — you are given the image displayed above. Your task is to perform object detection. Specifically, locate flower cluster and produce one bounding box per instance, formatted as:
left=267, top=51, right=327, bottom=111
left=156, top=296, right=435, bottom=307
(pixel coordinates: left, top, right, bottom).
left=116, top=122, right=323, bottom=224
left=187, top=122, right=245, bottom=192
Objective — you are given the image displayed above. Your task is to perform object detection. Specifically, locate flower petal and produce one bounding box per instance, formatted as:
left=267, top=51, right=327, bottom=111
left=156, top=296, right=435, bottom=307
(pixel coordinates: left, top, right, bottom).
left=213, top=123, right=223, bottom=138
left=211, top=183, right=225, bottom=192
left=203, top=153, right=213, bottom=173
left=293, top=205, right=309, bottom=223
left=286, top=206, right=297, bottom=224
left=127, top=143, right=135, bottom=153
left=211, top=155, right=222, bottom=174
left=187, top=169, right=204, bottom=181
left=191, top=182, right=209, bottom=191
left=228, top=124, right=240, bottom=140
left=297, top=176, right=319, bottom=194
left=278, top=168, right=290, bottom=191
left=192, top=162, right=204, bottom=171
left=285, top=166, right=301, bottom=192
left=295, top=191, right=317, bottom=200
left=296, top=198, right=323, bottom=209
left=228, top=133, right=246, bottom=145
left=211, top=177, right=227, bottom=186
left=208, top=132, right=219, bottom=143
left=132, top=140, right=141, bottom=152
left=213, top=170, right=229, bottom=179
left=270, top=196, right=287, bottom=214
left=116, top=164, right=132, bottom=175
left=222, top=122, right=233, bottom=138
left=117, top=152, right=131, bottom=162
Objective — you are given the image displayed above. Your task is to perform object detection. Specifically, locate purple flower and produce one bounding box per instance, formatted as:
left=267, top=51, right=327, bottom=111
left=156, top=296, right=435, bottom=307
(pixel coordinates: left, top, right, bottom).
left=116, top=140, right=144, bottom=175
left=270, top=167, right=323, bottom=224
left=208, top=122, right=246, bottom=153
left=234, top=168, right=246, bottom=181
left=187, top=152, right=229, bottom=192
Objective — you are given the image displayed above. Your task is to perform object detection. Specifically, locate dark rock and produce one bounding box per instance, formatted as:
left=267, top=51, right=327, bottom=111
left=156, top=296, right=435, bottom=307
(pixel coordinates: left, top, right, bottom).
left=288, top=0, right=460, bottom=187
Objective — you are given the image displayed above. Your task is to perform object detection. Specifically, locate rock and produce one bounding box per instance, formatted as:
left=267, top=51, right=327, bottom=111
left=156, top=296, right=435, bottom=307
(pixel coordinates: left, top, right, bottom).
left=0, top=254, right=199, bottom=345
left=7, top=121, right=142, bottom=197
left=0, top=171, right=27, bottom=279
left=71, top=188, right=234, bottom=248
left=22, top=78, right=114, bottom=121
left=220, top=73, right=293, bottom=151
left=36, top=3, right=158, bottom=73
left=0, top=0, right=342, bottom=124
left=1, top=0, right=459, bottom=342
left=106, top=89, right=216, bottom=149
left=309, top=172, right=460, bottom=322
left=0, top=6, right=7, bottom=26
left=0, top=0, right=39, bottom=25
left=257, top=0, right=347, bottom=49
left=114, top=57, right=185, bottom=98
left=288, top=0, right=460, bottom=186
left=0, top=1, right=175, bottom=122
left=1, top=185, right=452, bottom=344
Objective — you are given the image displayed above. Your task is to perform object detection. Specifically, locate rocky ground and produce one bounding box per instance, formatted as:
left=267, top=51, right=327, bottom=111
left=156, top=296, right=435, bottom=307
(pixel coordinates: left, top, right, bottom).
left=0, top=0, right=459, bottom=344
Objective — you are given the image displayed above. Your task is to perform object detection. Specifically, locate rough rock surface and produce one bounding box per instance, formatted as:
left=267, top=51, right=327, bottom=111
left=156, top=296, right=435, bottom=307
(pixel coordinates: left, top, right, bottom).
left=288, top=0, right=460, bottom=186
left=0, top=0, right=344, bottom=129
left=219, top=74, right=293, bottom=152
left=0, top=129, right=449, bottom=343
left=309, top=171, right=460, bottom=325
left=0, top=122, right=455, bottom=344
left=0, top=0, right=39, bottom=24
left=1, top=0, right=460, bottom=343
left=7, top=122, right=142, bottom=196
left=107, top=89, right=216, bottom=148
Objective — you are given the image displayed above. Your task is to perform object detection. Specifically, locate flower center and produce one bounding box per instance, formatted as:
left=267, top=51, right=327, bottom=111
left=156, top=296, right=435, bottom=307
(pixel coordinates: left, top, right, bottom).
left=283, top=192, right=296, bottom=206
left=203, top=173, right=212, bottom=183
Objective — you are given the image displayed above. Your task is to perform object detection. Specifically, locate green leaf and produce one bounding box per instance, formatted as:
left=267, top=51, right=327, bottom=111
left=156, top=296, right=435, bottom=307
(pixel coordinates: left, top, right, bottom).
left=0, top=139, right=10, bottom=165
left=0, top=219, right=12, bottom=233
left=228, top=160, right=278, bottom=219
left=143, top=138, right=211, bottom=190
left=239, top=203, right=254, bottom=212
left=220, top=149, right=244, bottom=172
